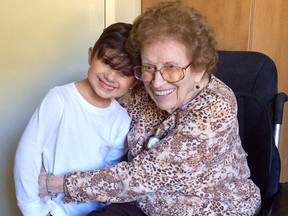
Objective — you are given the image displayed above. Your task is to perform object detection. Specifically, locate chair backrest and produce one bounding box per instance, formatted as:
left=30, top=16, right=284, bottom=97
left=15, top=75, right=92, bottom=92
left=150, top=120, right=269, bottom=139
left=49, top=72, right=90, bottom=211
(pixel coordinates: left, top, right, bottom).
left=215, top=51, right=281, bottom=204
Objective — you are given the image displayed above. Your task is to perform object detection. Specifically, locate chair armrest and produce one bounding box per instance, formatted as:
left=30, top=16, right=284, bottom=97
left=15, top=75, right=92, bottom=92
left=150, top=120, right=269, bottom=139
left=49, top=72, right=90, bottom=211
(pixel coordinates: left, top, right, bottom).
left=274, top=92, right=288, bottom=125
left=274, top=92, right=288, bottom=148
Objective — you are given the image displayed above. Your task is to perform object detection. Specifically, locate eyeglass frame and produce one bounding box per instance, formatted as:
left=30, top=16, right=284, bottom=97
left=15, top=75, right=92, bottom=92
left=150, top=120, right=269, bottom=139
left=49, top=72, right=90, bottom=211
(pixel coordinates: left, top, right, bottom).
left=133, top=63, right=192, bottom=83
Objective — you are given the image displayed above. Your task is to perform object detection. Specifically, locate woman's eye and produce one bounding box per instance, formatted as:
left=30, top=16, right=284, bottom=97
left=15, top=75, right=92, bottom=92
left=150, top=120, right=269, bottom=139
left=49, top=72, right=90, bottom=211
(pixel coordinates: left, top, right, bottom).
left=163, top=65, right=177, bottom=72
left=143, top=66, right=155, bottom=72
left=166, top=65, right=176, bottom=69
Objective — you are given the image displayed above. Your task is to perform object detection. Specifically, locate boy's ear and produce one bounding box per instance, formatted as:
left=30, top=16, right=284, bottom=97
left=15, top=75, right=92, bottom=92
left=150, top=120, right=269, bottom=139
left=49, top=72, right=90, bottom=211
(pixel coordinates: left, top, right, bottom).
left=130, top=80, right=141, bottom=90
left=135, top=80, right=141, bottom=86
left=88, top=47, right=93, bottom=65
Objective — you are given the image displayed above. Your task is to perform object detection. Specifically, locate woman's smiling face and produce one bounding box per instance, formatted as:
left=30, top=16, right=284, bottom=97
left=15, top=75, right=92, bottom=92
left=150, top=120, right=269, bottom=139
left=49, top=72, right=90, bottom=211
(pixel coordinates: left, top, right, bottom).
left=141, top=38, right=204, bottom=113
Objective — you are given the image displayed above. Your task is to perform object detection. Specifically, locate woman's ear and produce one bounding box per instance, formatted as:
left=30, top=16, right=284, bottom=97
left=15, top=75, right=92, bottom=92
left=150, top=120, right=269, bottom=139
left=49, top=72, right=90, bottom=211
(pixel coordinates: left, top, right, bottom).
left=195, top=68, right=206, bottom=83
left=88, top=47, right=93, bottom=65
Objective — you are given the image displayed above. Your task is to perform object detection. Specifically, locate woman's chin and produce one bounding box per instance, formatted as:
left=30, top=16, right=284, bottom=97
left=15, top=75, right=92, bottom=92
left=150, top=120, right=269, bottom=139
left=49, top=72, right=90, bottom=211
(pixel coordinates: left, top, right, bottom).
left=155, top=101, right=176, bottom=113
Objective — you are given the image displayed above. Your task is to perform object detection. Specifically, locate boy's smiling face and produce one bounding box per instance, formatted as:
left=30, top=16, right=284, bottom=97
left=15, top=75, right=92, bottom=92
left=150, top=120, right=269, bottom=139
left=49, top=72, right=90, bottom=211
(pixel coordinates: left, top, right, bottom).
left=87, top=48, right=136, bottom=100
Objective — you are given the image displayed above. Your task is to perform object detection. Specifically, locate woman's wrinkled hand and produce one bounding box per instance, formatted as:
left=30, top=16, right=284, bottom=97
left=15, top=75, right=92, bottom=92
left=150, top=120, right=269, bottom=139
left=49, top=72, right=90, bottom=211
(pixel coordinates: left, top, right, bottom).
left=38, top=166, right=48, bottom=201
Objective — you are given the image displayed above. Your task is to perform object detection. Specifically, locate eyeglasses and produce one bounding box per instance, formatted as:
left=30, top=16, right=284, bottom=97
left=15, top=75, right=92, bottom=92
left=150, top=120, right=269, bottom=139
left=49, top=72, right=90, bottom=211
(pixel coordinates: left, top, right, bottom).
left=133, top=63, right=191, bottom=83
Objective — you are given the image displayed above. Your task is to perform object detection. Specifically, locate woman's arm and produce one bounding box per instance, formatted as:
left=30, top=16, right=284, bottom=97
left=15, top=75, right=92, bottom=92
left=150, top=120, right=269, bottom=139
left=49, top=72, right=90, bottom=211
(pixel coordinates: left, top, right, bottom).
left=60, top=82, right=243, bottom=204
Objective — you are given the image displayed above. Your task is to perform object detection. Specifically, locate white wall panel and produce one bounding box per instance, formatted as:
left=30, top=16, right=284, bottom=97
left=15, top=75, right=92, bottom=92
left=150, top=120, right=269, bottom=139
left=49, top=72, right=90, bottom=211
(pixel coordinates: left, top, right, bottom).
left=105, top=0, right=141, bottom=27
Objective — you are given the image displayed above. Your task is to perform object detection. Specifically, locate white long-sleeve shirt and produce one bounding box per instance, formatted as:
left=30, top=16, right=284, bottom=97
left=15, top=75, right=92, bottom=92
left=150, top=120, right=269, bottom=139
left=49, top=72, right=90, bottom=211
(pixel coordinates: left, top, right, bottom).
left=14, top=82, right=130, bottom=216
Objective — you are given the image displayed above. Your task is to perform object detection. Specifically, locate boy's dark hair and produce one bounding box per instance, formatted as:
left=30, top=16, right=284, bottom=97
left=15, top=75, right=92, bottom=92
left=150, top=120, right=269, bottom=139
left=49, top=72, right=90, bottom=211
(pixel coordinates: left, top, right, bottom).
left=92, top=22, right=135, bottom=76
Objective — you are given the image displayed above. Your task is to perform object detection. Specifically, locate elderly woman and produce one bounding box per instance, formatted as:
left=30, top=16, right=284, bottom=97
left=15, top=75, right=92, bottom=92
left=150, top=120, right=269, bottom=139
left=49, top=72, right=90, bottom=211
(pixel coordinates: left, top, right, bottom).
left=39, top=2, right=261, bottom=215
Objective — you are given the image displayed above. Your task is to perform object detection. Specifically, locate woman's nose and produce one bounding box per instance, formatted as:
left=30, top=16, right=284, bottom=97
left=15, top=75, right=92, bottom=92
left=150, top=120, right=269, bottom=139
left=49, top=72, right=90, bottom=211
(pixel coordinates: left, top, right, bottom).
left=151, top=71, right=166, bottom=87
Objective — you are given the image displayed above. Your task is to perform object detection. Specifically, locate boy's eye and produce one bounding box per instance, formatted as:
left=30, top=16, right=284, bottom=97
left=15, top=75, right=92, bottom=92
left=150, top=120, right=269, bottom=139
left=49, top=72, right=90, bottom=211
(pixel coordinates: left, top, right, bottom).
left=101, top=58, right=111, bottom=66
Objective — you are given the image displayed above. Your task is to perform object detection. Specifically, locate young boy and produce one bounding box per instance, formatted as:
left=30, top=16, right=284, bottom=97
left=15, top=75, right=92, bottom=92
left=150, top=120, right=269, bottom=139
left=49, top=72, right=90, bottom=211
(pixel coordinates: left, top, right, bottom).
left=14, top=22, right=138, bottom=216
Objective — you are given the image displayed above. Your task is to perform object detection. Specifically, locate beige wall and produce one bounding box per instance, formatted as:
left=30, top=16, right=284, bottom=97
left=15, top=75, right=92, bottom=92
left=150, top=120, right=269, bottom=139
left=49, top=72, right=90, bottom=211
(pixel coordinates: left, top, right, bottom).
left=0, top=0, right=140, bottom=215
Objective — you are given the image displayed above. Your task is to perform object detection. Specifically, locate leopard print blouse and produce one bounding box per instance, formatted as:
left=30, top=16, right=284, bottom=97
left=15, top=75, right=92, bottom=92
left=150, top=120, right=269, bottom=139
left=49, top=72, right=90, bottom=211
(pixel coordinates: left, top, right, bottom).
left=64, top=75, right=261, bottom=215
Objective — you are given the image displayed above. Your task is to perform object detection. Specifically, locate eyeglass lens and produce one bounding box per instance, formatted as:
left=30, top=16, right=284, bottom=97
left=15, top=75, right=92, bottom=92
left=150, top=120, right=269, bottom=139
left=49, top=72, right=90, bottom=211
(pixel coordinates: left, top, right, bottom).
left=134, top=65, right=186, bottom=83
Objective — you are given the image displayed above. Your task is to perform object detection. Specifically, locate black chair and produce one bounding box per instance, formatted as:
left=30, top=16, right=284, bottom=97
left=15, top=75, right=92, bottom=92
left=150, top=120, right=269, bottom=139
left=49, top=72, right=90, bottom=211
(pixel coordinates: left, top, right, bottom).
left=215, top=51, right=288, bottom=216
